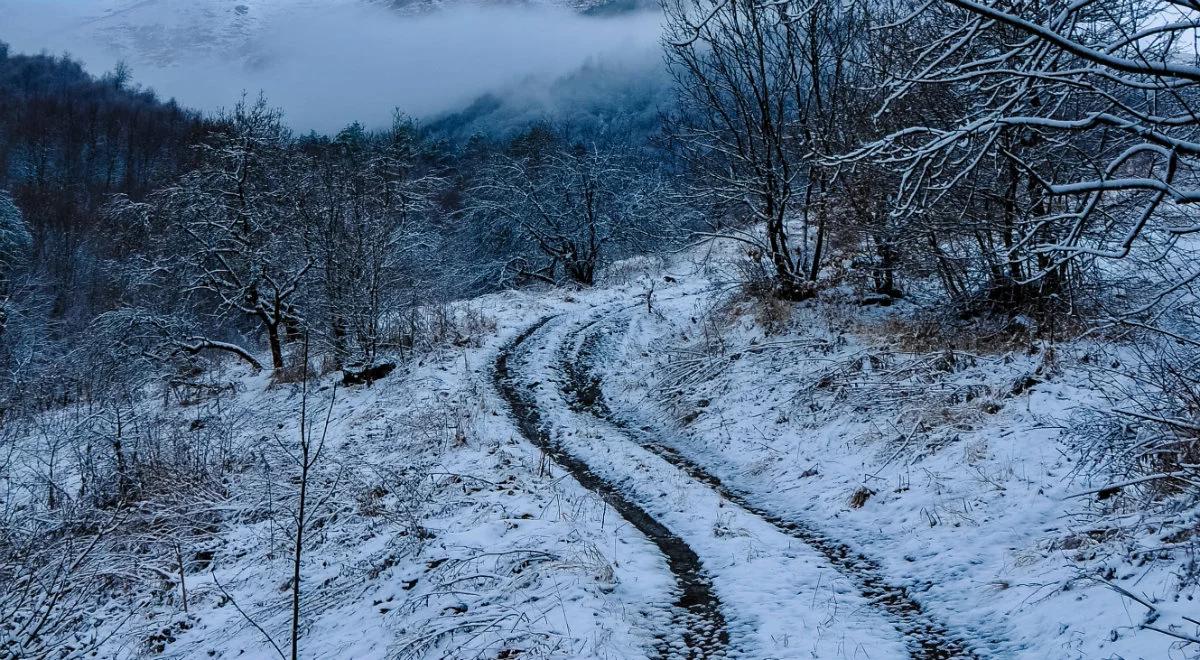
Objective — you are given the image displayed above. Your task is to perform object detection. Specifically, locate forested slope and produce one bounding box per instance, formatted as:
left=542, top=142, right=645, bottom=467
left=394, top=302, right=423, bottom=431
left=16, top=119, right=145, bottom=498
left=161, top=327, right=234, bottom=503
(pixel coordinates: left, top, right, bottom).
left=2, top=0, right=1200, bottom=657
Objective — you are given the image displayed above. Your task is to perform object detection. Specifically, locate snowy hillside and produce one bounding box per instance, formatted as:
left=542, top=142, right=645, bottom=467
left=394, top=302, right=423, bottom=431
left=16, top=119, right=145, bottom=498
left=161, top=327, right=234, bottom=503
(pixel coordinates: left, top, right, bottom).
left=4, top=0, right=1200, bottom=657
left=1, top=244, right=1190, bottom=658
left=2, top=0, right=353, bottom=65
left=0, top=0, right=650, bottom=65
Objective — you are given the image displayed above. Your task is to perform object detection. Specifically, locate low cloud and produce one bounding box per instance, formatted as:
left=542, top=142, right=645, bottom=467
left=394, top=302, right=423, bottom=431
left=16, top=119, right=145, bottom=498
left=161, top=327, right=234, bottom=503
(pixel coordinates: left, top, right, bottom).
left=0, top=0, right=664, bottom=132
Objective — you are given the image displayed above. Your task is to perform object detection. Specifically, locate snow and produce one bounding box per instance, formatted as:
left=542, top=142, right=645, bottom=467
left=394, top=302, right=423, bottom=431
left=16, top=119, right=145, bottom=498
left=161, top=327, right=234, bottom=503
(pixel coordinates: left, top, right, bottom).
left=12, top=291, right=664, bottom=659
left=583, top=257, right=1198, bottom=658
left=5, top=244, right=1198, bottom=658
left=508, top=312, right=911, bottom=658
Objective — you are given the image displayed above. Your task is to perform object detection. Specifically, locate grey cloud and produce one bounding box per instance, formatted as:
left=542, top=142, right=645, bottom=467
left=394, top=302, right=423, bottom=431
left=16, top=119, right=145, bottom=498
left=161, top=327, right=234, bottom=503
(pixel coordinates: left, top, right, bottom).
left=0, top=0, right=663, bottom=132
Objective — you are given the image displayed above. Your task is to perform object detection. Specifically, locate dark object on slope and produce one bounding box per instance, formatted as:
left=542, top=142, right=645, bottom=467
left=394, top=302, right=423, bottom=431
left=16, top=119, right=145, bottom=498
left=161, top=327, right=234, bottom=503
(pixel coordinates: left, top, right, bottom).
left=849, top=486, right=876, bottom=508
left=1010, top=375, right=1041, bottom=396
left=859, top=292, right=896, bottom=307
left=342, top=363, right=396, bottom=387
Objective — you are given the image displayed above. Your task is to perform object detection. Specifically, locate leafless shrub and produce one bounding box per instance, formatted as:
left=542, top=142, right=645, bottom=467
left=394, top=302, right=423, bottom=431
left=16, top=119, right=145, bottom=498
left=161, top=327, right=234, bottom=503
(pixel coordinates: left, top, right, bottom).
left=270, top=351, right=317, bottom=386
left=596, top=255, right=667, bottom=287
left=719, top=256, right=801, bottom=335
left=730, top=254, right=777, bottom=303
left=0, top=508, right=132, bottom=659
left=380, top=303, right=496, bottom=357
left=1073, top=338, right=1200, bottom=585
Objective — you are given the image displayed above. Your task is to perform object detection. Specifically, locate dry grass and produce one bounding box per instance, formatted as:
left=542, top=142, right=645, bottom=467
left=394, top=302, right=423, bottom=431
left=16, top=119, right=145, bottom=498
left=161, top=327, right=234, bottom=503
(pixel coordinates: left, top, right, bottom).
left=270, top=355, right=315, bottom=386
left=381, top=303, right=497, bottom=355
left=597, top=254, right=667, bottom=286
left=848, top=486, right=875, bottom=509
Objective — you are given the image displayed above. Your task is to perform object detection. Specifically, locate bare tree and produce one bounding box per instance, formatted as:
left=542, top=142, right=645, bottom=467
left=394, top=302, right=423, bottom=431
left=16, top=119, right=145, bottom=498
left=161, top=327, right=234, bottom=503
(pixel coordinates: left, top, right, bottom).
left=92, top=307, right=264, bottom=371
left=466, top=137, right=661, bottom=287
left=0, top=191, right=30, bottom=338
left=297, top=117, right=440, bottom=368
left=841, top=1, right=1200, bottom=619
left=663, top=0, right=868, bottom=299
left=278, top=338, right=336, bottom=660
left=845, top=0, right=1200, bottom=314
left=112, top=97, right=313, bottom=371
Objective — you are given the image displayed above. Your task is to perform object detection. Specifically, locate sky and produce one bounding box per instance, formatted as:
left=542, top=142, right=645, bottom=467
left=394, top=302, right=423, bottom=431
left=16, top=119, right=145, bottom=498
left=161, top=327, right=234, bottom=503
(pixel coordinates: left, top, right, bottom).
left=0, top=0, right=664, bottom=132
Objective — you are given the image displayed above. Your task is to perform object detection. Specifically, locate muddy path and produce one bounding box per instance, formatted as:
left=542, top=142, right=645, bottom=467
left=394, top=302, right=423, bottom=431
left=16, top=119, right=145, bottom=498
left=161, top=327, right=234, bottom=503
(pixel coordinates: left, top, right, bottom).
left=561, top=311, right=983, bottom=660
left=493, top=316, right=729, bottom=659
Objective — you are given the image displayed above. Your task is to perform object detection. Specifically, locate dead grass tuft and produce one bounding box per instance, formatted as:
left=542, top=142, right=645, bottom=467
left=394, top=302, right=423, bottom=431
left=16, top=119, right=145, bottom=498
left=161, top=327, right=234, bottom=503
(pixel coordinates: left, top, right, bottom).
left=849, top=486, right=875, bottom=508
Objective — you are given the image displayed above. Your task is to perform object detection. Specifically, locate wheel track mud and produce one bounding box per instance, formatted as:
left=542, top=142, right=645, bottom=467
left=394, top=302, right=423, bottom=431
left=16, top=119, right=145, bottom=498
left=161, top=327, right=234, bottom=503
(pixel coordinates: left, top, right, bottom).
left=562, top=312, right=984, bottom=660
left=494, top=317, right=729, bottom=659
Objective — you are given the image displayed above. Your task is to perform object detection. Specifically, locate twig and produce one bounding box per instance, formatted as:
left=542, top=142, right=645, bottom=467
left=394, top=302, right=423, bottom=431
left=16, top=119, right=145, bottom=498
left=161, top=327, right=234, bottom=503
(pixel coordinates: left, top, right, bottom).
left=210, top=568, right=286, bottom=660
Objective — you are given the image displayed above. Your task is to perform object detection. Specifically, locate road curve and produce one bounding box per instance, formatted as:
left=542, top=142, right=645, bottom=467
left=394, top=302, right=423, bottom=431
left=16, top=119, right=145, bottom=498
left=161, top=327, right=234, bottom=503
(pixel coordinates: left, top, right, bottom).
left=562, top=310, right=983, bottom=660
left=493, top=316, right=729, bottom=659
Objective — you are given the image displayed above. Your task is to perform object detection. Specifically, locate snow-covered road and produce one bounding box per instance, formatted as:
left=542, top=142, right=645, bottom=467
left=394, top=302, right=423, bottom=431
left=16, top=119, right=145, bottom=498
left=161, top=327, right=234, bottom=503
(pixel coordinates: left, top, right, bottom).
left=494, top=306, right=977, bottom=659
left=496, top=315, right=729, bottom=658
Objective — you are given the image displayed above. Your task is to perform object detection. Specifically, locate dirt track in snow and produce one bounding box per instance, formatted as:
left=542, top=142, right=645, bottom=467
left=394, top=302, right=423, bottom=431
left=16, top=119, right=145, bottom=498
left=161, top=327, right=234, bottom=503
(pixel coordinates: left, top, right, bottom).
left=564, top=307, right=983, bottom=659
left=495, top=307, right=983, bottom=659
left=495, top=316, right=729, bottom=659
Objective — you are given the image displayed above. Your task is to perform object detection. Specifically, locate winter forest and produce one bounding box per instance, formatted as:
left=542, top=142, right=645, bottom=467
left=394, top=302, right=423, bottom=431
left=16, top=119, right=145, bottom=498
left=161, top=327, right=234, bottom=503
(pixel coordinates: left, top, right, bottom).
left=1, top=0, right=1200, bottom=658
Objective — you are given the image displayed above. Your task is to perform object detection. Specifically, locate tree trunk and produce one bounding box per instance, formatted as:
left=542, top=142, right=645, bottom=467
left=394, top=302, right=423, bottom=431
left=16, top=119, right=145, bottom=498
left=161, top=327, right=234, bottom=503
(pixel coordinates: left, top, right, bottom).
left=291, top=453, right=307, bottom=660
left=873, top=237, right=901, bottom=298
left=809, top=197, right=826, bottom=284
left=267, top=322, right=284, bottom=371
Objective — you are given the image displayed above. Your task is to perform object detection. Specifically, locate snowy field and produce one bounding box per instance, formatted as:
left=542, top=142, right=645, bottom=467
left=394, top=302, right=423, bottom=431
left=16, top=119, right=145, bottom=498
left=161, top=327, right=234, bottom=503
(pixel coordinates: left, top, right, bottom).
left=0, top=244, right=1184, bottom=659
left=5, top=0, right=1200, bottom=657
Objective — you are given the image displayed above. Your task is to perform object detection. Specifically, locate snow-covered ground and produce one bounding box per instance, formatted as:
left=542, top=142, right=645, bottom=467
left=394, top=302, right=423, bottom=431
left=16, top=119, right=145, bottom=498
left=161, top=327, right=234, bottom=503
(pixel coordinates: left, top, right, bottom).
left=504, top=312, right=917, bottom=658
left=579, top=262, right=1199, bottom=659
left=6, top=245, right=1199, bottom=659
left=1, top=290, right=669, bottom=659
left=105, top=291, right=680, bottom=659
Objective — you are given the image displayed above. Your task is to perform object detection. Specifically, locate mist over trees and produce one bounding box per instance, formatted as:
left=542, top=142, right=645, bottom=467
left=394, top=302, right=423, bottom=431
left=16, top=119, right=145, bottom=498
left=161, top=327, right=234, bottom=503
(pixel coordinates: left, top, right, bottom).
left=425, top=56, right=673, bottom=143
left=0, top=46, right=674, bottom=396
left=2, top=0, right=1200, bottom=652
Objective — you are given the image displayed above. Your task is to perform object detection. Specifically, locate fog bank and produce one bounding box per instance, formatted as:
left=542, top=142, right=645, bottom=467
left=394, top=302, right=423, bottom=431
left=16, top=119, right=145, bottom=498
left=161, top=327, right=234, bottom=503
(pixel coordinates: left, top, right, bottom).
left=0, top=0, right=664, bottom=132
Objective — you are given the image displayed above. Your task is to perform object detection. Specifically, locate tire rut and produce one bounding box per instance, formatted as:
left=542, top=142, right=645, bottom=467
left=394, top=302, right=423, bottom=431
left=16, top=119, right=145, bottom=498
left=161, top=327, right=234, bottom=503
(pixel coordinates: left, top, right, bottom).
left=494, top=316, right=729, bottom=660
left=562, top=312, right=984, bottom=660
